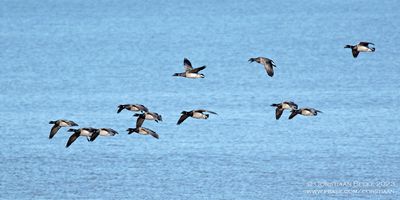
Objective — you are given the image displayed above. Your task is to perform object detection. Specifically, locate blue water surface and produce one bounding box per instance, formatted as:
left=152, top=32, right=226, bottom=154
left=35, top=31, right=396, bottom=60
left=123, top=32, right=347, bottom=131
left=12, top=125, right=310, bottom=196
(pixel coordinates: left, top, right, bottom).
left=1, top=0, right=400, bottom=199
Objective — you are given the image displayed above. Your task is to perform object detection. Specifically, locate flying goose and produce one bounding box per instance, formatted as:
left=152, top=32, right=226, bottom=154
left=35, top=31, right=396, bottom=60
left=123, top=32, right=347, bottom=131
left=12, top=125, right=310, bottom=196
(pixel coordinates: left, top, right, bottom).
left=173, top=58, right=206, bottom=78
left=127, top=127, right=159, bottom=139
left=48, top=119, right=78, bottom=139
left=270, top=101, right=298, bottom=120
left=248, top=57, right=276, bottom=77
left=66, top=128, right=98, bottom=148
left=134, top=112, right=163, bottom=128
left=344, top=42, right=375, bottom=58
left=177, top=109, right=218, bottom=125
left=117, top=104, right=148, bottom=113
left=89, top=128, right=119, bottom=142
left=289, top=108, right=322, bottom=119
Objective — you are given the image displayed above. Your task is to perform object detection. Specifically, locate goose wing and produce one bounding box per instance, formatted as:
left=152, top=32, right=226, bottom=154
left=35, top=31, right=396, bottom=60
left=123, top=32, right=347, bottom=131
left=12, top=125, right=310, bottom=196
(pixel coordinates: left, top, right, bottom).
left=352, top=49, right=359, bottom=58
left=136, top=115, right=145, bottom=128
left=189, top=66, right=206, bottom=73
left=147, top=129, right=159, bottom=139
left=195, top=109, right=218, bottom=115
left=359, top=42, right=374, bottom=46
left=288, top=110, right=298, bottom=120
left=287, top=101, right=298, bottom=109
left=184, top=58, right=193, bottom=71
left=303, top=108, right=313, bottom=112
left=262, top=61, right=274, bottom=77
left=275, top=108, right=284, bottom=120
left=49, top=125, right=61, bottom=139
left=177, top=114, right=189, bottom=125
left=134, top=104, right=149, bottom=112
left=66, top=132, right=80, bottom=148
left=106, top=128, right=119, bottom=135
left=89, top=130, right=100, bottom=142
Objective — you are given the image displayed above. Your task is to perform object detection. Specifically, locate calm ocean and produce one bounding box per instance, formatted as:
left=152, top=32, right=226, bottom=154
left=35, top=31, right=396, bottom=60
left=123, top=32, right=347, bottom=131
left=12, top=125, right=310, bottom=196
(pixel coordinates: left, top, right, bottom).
left=0, top=0, right=399, bottom=199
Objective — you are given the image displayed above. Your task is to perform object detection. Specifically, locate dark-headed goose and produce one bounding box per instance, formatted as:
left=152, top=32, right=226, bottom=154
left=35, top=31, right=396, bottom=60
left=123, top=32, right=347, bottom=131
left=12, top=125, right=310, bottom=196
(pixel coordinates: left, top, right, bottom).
left=177, top=109, right=218, bottom=125
left=289, top=108, right=322, bottom=119
left=89, top=128, right=118, bottom=142
left=270, top=101, right=298, bottom=120
left=66, top=128, right=97, bottom=148
left=134, top=112, right=163, bottom=128
left=248, top=57, right=276, bottom=77
left=173, top=58, right=206, bottom=79
left=48, top=119, right=78, bottom=139
left=117, top=104, right=148, bottom=113
left=344, top=42, right=375, bottom=58
left=127, top=127, right=159, bottom=139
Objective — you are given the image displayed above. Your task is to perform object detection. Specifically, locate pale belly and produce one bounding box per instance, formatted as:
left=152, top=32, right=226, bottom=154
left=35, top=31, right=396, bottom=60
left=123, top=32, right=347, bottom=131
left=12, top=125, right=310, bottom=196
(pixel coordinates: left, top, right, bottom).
left=145, top=115, right=156, bottom=120
left=301, top=110, right=314, bottom=116
left=282, top=103, right=291, bottom=109
left=192, top=112, right=206, bottom=119
left=128, top=106, right=140, bottom=111
left=138, top=130, right=149, bottom=135
left=59, top=121, right=69, bottom=127
left=357, top=46, right=372, bottom=52
left=80, top=130, right=93, bottom=136
left=186, top=73, right=201, bottom=78
left=99, top=130, right=110, bottom=136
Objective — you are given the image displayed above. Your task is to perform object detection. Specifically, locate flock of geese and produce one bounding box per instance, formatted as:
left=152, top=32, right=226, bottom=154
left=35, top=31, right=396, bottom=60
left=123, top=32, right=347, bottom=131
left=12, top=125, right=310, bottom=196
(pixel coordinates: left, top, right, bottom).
left=48, top=41, right=375, bottom=148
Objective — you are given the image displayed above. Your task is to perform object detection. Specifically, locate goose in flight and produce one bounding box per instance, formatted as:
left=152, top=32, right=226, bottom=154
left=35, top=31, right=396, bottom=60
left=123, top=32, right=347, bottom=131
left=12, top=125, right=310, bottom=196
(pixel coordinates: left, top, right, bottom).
left=134, top=112, right=163, bottom=128
left=288, top=108, right=322, bottom=119
left=173, top=58, right=206, bottom=79
left=177, top=109, right=218, bottom=125
left=117, top=104, right=148, bottom=113
left=65, top=128, right=98, bottom=148
left=48, top=119, right=78, bottom=139
left=344, top=42, right=375, bottom=58
left=270, top=101, right=298, bottom=120
left=248, top=57, right=276, bottom=77
left=89, top=128, right=118, bottom=142
left=127, top=127, right=159, bottom=139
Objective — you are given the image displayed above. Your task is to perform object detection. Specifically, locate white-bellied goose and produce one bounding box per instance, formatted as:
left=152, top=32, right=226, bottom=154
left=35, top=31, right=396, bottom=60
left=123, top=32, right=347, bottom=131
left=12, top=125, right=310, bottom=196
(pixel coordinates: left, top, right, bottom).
left=66, top=128, right=97, bottom=148
left=177, top=109, right=218, bottom=125
left=48, top=119, right=78, bottom=139
left=127, top=127, right=159, bottom=139
left=344, top=42, right=375, bottom=58
left=89, top=128, right=119, bottom=142
left=173, top=58, right=206, bottom=79
left=270, top=101, right=298, bottom=120
left=134, top=112, right=163, bottom=128
left=289, top=108, right=322, bottom=119
left=117, top=104, right=148, bottom=113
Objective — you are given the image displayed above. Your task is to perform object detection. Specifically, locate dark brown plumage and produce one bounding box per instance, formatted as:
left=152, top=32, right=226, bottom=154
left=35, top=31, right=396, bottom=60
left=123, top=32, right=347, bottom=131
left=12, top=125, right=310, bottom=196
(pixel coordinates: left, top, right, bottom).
left=248, top=57, right=276, bottom=77
left=177, top=109, right=217, bottom=125
left=48, top=119, right=78, bottom=139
